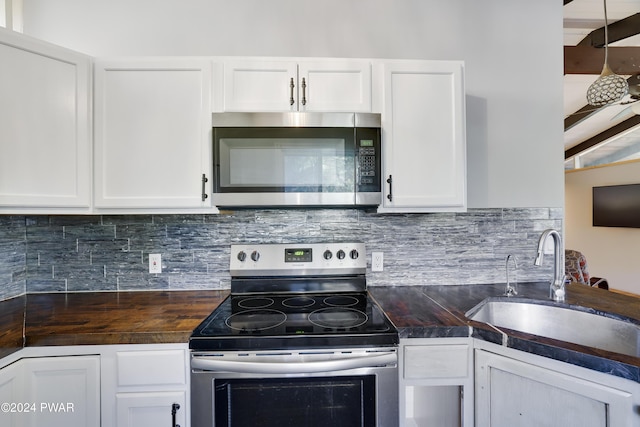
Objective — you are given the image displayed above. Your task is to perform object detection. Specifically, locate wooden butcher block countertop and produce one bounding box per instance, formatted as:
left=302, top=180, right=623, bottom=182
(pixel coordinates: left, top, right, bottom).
left=23, top=290, right=229, bottom=346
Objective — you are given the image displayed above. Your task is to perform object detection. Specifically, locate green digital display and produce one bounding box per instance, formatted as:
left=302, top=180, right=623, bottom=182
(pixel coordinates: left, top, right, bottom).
left=285, top=248, right=312, bottom=262
left=360, top=139, right=374, bottom=147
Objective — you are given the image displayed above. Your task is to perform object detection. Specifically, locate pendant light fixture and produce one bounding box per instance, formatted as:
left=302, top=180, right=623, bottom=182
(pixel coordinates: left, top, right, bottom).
left=586, top=0, right=629, bottom=107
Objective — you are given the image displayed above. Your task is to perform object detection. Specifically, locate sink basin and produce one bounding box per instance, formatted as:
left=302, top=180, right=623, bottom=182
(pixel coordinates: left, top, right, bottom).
left=466, top=299, right=640, bottom=357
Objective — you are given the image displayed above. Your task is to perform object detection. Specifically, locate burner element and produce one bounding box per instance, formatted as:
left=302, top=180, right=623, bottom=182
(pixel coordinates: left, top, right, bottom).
left=308, top=308, right=368, bottom=329
left=282, top=296, right=316, bottom=308
left=225, top=309, right=287, bottom=332
left=237, top=297, right=274, bottom=309
left=324, top=295, right=360, bottom=307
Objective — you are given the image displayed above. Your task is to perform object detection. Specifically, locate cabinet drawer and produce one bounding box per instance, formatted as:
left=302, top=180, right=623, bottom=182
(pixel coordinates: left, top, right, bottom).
left=404, top=345, right=468, bottom=379
left=117, top=350, right=186, bottom=387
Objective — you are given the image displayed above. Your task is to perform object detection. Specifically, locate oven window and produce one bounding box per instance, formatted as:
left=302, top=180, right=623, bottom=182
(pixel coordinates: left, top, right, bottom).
left=214, top=376, right=375, bottom=427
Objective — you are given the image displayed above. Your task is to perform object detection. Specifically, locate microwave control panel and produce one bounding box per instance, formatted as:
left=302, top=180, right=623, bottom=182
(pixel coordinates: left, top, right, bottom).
left=356, top=128, right=381, bottom=192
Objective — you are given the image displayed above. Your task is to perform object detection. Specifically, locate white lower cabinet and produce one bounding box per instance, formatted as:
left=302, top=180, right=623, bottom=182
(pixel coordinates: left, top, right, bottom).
left=400, top=338, right=474, bottom=427
left=475, top=344, right=640, bottom=427
left=0, top=344, right=190, bottom=427
left=101, top=344, right=189, bottom=427
left=116, top=391, right=186, bottom=427
left=0, top=361, right=25, bottom=427
left=0, top=355, right=101, bottom=427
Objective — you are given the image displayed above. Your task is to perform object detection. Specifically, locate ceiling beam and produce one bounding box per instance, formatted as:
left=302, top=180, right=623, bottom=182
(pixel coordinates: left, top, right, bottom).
left=577, top=13, right=640, bottom=48
left=564, top=104, right=602, bottom=131
left=565, top=114, right=640, bottom=159
left=564, top=46, right=640, bottom=75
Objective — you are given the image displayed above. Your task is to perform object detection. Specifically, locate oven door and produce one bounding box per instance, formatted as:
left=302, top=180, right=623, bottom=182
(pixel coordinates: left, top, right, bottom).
left=190, top=348, right=398, bottom=427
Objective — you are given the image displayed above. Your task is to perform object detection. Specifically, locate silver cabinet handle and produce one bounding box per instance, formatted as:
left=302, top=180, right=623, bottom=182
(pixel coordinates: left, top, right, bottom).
left=301, top=77, right=307, bottom=106
left=289, top=77, right=295, bottom=106
left=192, top=352, right=396, bottom=374
left=201, top=174, right=208, bottom=202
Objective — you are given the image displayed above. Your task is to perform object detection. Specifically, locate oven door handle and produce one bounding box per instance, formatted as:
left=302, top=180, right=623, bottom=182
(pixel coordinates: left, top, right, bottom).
left=191, top=353, right=396, bottom=374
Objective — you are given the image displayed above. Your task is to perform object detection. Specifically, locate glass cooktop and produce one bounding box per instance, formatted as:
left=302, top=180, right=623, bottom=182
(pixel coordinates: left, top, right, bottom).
left=189, top=292, right=398, bottom=351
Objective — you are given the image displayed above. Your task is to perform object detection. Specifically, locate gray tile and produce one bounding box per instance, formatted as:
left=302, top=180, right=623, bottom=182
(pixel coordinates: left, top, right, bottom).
left=1, top=208, right=564, bottom=295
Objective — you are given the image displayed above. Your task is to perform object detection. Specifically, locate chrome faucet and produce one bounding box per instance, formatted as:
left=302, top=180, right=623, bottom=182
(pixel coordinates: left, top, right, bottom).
left=534, top=229, right=565, bottom=302
left=505, top=254, right=518, bottom=296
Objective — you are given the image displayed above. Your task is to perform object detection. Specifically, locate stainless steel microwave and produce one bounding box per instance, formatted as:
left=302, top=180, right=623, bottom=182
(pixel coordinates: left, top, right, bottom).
left=211, top=112, right=381, bottom=207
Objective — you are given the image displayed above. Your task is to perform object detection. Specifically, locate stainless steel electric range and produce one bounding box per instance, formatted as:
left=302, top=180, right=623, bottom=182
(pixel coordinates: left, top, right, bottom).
left=189, top=242, right=399, bottom=427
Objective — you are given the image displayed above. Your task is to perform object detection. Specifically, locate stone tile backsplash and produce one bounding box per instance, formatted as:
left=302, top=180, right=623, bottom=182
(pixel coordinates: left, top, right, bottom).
left=0, top=208, right=562, bottom=300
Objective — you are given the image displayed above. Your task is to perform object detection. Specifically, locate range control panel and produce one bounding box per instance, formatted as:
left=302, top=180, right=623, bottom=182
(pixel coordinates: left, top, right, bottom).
left=230, top=242, right=367, bottom=277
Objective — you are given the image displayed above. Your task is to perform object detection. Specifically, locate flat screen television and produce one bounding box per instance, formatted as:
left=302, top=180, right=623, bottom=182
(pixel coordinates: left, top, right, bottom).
left=592, top=184, right=640, bottom=228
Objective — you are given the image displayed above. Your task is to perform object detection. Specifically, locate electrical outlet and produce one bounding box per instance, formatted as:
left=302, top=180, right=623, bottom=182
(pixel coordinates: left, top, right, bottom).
left=372, top=252, right=383, bottom=272
left=149, top=254, right=162, bottom=274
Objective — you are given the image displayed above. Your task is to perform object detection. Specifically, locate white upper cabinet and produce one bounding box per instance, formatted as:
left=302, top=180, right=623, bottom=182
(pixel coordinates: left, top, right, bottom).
left=378, top=60, right=467, bottom=213
left=0, top=28, right=92, bottom=212
left=94, top=58, right=216, bottom=211
left=223, top=59, right=371, bottom=112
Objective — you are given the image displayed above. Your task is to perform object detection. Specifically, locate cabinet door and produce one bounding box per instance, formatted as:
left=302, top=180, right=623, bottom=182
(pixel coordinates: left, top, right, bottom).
left=0, top=28, right=91, bottom=210
left=223, top=60, right=298, bottom=111
left=116, top=391, right=186, bottom=427
left=298, top=60, right=371, bottom=112
left=475, top=350, right=634, bottom=427
left=22, top=355, right=100, bottom=427
left=400, top=341, right=473, bottom=427
left=0, top=362, right=24, bottom=427
left=94, top=58, right=213, bottom=209
left=380, top=61, right=466, bottom=212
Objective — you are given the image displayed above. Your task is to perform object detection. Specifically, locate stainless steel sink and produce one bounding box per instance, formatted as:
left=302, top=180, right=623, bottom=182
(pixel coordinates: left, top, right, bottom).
left=466, top=299, right=640, bottom=357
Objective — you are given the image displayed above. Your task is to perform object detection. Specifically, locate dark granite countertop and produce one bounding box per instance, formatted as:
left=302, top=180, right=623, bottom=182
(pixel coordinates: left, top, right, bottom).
left=370, top=282, right=640, bottom=382
left=2, top=283, right=640, bottom=383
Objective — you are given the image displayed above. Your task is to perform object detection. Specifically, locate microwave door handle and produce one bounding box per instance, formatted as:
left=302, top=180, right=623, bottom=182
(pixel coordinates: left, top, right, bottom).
left=191, top=352, right=396, bottom=374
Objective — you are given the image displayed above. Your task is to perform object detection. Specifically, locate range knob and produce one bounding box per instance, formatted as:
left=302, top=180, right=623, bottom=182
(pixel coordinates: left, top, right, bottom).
left=350, top=249, right=359, bottom=260
left=237, top=251, right=247, bottom=262
left=336, top=249, right=346, bottom=260
left=323, top=250, right=333, bottom=260
left=251, top=250, right=260, bottom=262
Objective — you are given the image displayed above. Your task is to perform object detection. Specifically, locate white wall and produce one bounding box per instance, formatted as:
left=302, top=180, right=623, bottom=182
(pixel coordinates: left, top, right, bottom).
left=20, top=0, right=565, bottom=209
left=565, top=160, right=640, bottom=295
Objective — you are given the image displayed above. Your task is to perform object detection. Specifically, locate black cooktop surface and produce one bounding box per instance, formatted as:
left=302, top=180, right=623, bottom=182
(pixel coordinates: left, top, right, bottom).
left=189, top=292, right=398, bottom=351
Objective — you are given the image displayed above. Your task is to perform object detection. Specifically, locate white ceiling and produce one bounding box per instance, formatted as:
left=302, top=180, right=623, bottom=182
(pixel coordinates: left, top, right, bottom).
left=564, top=0, right=640, bottom=168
